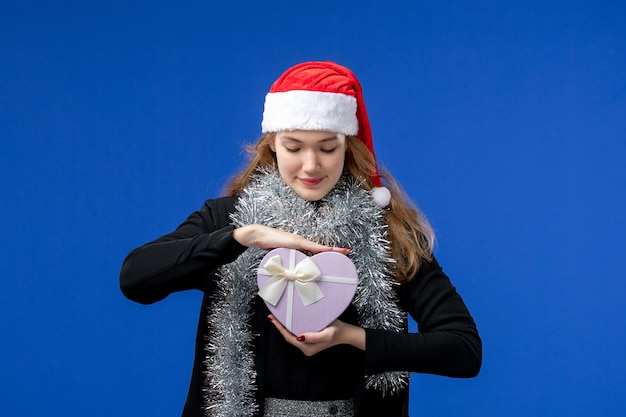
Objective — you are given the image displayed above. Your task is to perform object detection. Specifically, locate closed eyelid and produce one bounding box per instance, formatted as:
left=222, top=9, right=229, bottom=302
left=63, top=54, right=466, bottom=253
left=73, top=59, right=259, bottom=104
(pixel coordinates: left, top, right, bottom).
left=277, top=135, right=342, bottom=153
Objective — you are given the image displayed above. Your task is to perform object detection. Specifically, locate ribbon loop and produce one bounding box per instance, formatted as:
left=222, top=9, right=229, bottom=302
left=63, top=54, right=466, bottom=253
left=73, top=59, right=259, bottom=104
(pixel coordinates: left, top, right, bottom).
left=258, top=255, right=324, bottom=306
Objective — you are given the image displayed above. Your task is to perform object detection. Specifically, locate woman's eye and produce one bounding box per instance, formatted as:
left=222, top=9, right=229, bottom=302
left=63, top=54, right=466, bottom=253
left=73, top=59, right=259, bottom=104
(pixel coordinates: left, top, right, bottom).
left=285, top=147, right=300, bottom=153
left=321, top=147, right=337, bottom=153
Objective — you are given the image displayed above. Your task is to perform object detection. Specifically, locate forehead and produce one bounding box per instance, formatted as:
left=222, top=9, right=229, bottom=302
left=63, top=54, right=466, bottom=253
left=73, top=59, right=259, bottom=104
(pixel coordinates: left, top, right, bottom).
left=276, top=130, right=345, bottom=143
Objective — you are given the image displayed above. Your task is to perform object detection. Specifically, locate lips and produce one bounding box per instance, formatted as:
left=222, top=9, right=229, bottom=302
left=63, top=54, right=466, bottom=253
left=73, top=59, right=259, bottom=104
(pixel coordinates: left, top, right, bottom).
left=299, top=177, right=324, bottom=186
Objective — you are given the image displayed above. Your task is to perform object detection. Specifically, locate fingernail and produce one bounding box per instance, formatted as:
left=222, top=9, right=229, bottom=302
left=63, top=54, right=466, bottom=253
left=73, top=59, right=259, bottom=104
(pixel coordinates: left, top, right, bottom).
left=296, top=335, right=305, bottom=342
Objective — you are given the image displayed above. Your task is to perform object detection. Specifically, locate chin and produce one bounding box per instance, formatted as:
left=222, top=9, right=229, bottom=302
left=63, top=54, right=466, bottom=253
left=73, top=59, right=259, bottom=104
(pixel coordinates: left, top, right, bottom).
left=296, top=190, right=327, bottom=202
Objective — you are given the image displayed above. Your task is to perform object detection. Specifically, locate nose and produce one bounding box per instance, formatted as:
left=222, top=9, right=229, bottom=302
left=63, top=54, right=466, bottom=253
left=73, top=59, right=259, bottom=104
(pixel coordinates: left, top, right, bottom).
left=302, top=150, right=320, bottom=173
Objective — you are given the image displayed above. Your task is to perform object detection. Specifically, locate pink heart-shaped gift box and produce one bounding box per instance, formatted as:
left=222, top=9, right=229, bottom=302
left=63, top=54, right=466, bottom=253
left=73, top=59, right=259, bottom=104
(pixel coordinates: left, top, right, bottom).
left=257, top=248, right=358, bottom=335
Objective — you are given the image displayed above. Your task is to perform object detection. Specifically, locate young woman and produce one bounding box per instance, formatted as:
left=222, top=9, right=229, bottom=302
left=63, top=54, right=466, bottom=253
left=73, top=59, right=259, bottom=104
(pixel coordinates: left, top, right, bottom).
left=120, top=61, right=481, bottom=417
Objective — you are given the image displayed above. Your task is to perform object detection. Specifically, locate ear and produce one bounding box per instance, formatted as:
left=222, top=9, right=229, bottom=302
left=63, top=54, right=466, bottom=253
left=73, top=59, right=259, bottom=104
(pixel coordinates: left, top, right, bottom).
left=269, top=138, right=276, bottom=152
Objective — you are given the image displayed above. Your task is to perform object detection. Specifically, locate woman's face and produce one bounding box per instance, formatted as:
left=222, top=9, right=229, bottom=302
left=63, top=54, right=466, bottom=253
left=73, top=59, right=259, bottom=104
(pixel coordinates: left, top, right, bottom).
left=270, top=130, right=347, bottom=201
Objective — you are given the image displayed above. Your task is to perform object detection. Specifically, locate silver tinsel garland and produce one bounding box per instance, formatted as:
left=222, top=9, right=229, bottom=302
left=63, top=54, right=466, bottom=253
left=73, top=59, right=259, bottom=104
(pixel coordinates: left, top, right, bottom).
left=203, top=169, right=409, bottom=416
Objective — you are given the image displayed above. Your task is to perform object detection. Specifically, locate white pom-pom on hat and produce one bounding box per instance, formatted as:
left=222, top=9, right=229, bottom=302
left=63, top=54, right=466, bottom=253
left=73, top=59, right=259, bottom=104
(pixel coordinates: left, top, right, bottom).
left=262, top=61, right=391, bottom=207
left=371, top=186, right=392, bottom=207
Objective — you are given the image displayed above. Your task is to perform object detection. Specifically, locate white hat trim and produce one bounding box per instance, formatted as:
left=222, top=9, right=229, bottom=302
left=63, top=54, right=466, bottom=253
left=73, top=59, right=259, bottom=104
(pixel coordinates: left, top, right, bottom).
left=262, top=90, right=358, bottom=135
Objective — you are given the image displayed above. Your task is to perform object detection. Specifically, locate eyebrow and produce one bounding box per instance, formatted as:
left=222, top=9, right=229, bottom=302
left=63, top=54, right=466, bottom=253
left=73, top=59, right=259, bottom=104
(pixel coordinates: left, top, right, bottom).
left=280, top=134, right=341, bottom=143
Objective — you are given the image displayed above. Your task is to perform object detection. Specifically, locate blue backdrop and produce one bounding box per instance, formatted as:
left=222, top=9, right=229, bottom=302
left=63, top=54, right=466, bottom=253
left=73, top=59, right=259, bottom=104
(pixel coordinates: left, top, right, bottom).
left=2, top=1, right=625, bottom=416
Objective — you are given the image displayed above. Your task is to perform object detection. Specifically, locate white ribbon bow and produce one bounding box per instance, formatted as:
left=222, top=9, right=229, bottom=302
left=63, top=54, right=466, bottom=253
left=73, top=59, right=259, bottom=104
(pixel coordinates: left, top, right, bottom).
left=258, top=255, right=324, bottom=306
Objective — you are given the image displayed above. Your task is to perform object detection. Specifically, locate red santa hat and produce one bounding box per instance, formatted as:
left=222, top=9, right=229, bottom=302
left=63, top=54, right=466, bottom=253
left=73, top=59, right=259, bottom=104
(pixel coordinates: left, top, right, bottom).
left=261, top=61, right=391, bottom=207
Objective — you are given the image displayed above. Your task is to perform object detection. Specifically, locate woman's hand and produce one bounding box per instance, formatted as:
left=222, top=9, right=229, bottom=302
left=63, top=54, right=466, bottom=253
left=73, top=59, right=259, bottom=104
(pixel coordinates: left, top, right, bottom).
left=267, top=315, right=366, bottom=356
left=233, top=224, right=350, bottom=255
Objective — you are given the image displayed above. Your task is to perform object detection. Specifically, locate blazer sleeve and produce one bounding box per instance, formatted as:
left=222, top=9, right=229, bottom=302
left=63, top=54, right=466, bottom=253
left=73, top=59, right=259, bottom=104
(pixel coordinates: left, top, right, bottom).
left=363, top=257, right=482, bottom=378
left=119, top=196, right=247, bottom=305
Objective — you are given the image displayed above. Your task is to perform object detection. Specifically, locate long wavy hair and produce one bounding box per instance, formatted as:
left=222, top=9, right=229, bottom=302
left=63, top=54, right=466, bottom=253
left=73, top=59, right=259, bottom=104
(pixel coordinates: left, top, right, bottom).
left=225, top=133, right=434, bottom=283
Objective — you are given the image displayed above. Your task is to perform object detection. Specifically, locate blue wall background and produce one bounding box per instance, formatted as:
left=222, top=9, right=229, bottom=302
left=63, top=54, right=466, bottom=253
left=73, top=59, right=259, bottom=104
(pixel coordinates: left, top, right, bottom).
left=2, top=1, right=625, bottom=415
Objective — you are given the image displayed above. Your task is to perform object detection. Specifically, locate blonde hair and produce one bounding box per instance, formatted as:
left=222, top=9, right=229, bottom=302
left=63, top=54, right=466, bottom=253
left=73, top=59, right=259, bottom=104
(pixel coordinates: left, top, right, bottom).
left=225, top=133, right=434, bottom=283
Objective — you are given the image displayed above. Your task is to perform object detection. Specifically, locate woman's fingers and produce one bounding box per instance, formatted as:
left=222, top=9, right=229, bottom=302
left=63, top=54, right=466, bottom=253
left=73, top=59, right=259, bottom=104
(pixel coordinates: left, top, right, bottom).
left=235, top=225, right=350, bottom=254
left=300, top=240, right=350, bottom=255
left=267, top=315, right=340, bottom=356
left=267, top=314, right=299, bottom=343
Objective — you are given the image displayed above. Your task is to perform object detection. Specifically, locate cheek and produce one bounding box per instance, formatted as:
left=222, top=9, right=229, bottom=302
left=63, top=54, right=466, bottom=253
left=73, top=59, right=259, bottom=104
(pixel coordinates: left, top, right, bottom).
left=275, top=150, right=298, bottom=174
left=327, top=152, right=346, bottom=173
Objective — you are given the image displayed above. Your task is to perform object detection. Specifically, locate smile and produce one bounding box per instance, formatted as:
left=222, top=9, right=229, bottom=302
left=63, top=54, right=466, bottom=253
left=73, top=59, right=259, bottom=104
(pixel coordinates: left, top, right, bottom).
left=299, top=177, right=324, bottom=186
